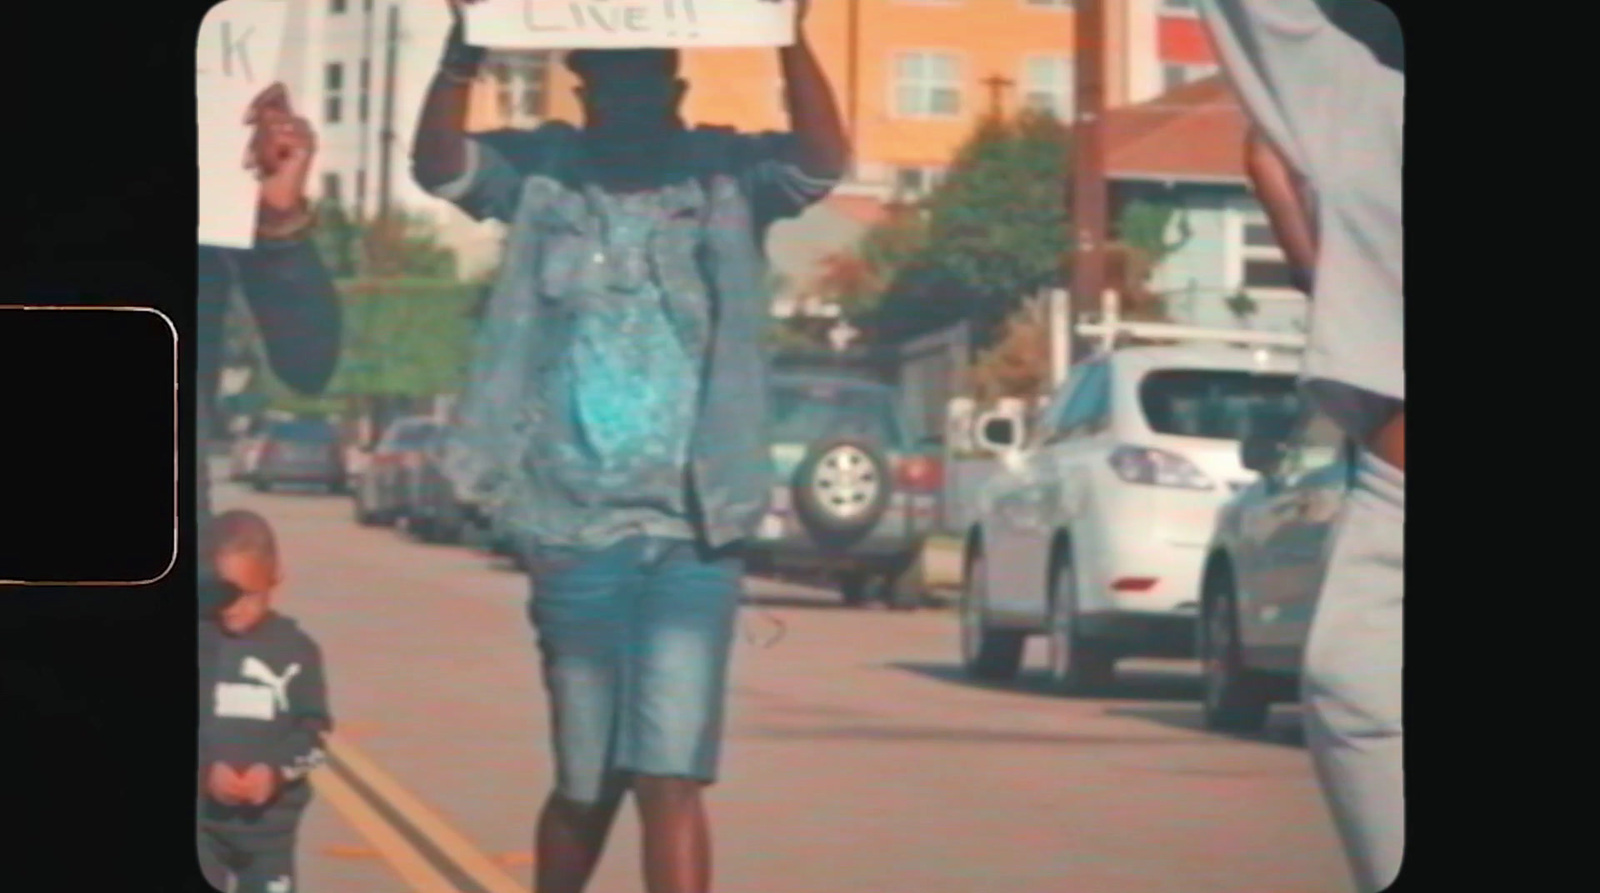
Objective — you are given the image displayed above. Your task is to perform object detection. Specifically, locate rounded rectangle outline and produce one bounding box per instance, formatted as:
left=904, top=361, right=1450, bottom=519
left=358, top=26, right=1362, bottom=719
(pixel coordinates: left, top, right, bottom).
left=0, top=305, right=178, bottom=587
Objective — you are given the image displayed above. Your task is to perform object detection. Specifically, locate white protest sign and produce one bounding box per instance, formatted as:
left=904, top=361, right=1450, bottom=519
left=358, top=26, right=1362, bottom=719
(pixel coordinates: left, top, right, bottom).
left=463, top=0, right=797, bottom=50
left=197, top=0, right=290, bottom=249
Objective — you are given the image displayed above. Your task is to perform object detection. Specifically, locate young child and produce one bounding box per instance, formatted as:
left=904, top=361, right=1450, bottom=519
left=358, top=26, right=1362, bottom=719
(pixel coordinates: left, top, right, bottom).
left=198, top=509, right=332, bottom=893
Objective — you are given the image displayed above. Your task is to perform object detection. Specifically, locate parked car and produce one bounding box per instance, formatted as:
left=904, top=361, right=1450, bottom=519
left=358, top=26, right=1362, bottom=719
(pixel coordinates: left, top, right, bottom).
left=250, top=417, right=345, bottom=493
left=742, top=372, right=942, bottom=609
left=402, top=423, right=478, bottom=544
left=228, top=430, right=266, bottom=482
left=352, top=416, right=440, bottom=527
left=1198, top=401, right=1353, bottom=731
left=959, top=345, right=1302, bottom=691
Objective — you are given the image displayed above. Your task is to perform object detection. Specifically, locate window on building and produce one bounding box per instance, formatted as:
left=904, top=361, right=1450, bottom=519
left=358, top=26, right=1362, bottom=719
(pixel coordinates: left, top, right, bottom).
left=1163, top=64, right=1186, bottom=92
left=892, top=166, right=946, bottom=200
left=322, top=172, right=342, bottom=208
left=1163, top=62, right=1220, bottom=92
left=330, top=0, right=347, bottom=13
left=1244, top=223, right=1277, bottom=249
left=486, top=51, right=552, bottom=127
left=324, top=62, right=344, bottom=124
left=354, top=170, right=368, bottom=219
left=1021, top=55, right=1073, bottom=121
left=894, top=51, right=962, bottom=119
left=1230, top=208, right=1303, bottom=300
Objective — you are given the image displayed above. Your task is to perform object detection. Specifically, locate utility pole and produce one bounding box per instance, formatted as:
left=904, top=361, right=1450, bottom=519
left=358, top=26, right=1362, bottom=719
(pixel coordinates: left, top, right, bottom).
left=376, top=2, right=400, bottom=223
left=981, top=73, right=1015, bottom=120
left=355, top=0, right=375, bottom=223
left=1069, top=0, right=1109, bottom=364
left=845, top=0, right=860, bottom=180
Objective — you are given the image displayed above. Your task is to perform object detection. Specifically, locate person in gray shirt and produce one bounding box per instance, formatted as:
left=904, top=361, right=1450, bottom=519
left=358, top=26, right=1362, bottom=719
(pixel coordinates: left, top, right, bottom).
left=1197, top=2, right=1404, bottom=890
left=413, top=3, right=847, bottom=892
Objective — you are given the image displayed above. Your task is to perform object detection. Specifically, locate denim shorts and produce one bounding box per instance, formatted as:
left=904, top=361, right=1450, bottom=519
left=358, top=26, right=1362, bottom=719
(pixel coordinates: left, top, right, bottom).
left=524, top=536, right=743, bottom=805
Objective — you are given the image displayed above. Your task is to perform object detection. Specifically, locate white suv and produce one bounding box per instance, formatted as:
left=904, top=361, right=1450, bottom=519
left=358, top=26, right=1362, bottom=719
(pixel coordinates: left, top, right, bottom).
left=959, top=345, right=1301, bottom=691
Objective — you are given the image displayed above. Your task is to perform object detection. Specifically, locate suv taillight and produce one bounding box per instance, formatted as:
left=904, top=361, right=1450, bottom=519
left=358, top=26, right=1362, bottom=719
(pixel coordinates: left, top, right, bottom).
left=1108, top=446, right=1214, bottom=490
left=896, top=455, right=943, bottom=492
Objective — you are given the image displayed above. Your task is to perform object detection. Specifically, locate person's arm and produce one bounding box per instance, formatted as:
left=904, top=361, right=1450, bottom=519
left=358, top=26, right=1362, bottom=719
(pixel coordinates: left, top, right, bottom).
left=1244, top=128, right=1318, bottom=295
left=778, top=1, right=850, bottom=185
left=270, top=640, right=332, bottom=787
left=412, top=3, right=542, bottom=223
left=1197, top=0, right=1397, bottom=180
left=735, top=1, right=849, bottom=222
left=232, top=83, right=342, bottom=396
left=232, top=241, right=341, bottom=396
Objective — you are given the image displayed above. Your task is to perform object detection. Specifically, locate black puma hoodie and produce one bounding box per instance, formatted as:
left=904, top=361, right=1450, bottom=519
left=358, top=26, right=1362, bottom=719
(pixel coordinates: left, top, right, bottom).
left=198, top=608, right=332, bottom=830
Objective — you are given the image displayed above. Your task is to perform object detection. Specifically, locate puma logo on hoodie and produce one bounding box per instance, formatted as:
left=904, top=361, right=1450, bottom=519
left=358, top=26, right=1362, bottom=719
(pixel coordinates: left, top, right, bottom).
left=199, top=611, right=332, bottom=829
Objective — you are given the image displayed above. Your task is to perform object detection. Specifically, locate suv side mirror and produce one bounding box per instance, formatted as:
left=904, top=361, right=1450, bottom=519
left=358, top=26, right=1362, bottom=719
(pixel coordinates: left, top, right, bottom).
left=974, top=412, right=1022, bottom=453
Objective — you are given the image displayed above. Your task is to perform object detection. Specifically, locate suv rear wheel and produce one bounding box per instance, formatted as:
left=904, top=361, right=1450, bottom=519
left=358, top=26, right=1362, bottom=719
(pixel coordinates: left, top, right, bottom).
left=792, top=438, right=893, bottom=550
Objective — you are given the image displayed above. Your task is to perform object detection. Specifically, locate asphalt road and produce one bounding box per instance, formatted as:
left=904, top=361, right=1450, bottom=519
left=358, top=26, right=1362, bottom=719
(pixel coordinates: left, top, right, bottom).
left=210, top=465, right=1353, bottom=893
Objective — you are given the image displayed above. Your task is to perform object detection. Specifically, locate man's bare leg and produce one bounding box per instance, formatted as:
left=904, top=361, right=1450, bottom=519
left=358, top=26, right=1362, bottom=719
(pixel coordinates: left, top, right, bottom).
left=534, top=781, right=628, bottom=893
left=633, top=775, right=711, bottom=893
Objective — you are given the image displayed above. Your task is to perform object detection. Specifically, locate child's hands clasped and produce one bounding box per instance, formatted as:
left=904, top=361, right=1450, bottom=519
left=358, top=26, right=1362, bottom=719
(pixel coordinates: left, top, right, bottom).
left=206, top=762, right=279, bottom=807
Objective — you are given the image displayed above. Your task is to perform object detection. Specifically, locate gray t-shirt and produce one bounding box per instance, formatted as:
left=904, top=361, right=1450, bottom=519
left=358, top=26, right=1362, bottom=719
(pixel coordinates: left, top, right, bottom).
left=1198, top=0, right=1404, bottom=439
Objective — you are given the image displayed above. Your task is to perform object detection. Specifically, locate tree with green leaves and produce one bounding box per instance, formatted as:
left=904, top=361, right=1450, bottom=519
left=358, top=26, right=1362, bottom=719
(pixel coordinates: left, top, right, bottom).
left=873, top=111, right=1074, bottom=346
left=239, top=277, right=479, bottom=420
left=311, top=200, right=458, bottom=280
left=801, top=112, right=1191, bottom=358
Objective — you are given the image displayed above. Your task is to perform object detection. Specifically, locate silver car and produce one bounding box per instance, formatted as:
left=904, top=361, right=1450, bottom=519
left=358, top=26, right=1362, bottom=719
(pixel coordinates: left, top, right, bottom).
left=250, top=417, right=346, bottom=493
left=1198, top=402, right=1354, bottom=732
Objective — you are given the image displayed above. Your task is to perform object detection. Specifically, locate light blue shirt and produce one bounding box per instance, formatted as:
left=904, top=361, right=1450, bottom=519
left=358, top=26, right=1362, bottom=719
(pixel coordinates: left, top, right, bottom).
left=553, top=190, right=705, bottom=544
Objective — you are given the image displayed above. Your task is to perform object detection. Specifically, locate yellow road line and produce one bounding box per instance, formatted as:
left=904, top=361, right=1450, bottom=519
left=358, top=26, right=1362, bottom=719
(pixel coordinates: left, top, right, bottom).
left=310, top=765, right=460, bottom=893
left=326, top=733, right=531, bottom=893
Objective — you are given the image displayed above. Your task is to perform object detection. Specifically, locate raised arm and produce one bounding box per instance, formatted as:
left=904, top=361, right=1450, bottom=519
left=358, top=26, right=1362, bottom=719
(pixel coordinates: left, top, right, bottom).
left=412, top=1, right=543, bottom=222
left=1197, top=0, right=1400, bottom=183
left=779, top=0, right=849, bottom=184
left=234, top=83, right=340, bottom=396
left=1244, top=128, right=1318, bottom=295
left=736, top=0, right=849, bottom=222
left=412, top=3, right=487, bottom=192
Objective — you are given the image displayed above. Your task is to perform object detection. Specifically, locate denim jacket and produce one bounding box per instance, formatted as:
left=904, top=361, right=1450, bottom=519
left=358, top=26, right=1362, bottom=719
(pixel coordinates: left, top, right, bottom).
left=424, top=122, right=837, bottom=549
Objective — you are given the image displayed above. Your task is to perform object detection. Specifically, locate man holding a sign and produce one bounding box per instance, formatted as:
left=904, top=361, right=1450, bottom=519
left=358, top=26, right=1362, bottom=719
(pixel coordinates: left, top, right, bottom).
left=413, top=2, right=846, bottom=892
